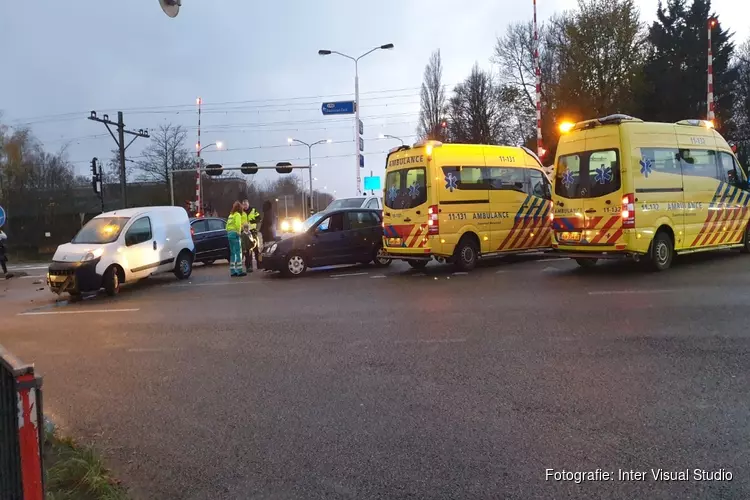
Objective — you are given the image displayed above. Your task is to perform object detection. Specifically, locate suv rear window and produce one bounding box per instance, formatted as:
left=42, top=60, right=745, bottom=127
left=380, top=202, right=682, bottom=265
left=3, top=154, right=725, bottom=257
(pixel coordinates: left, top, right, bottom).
left=555, top=149, right=621, bottom=199
left=385, top=167, right=427, bottom=209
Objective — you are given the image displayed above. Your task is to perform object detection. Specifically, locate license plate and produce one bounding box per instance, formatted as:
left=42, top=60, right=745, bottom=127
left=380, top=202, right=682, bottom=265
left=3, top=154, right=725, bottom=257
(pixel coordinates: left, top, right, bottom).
left=387, top=238, right=403, bottom=246
left=559, top=231, right=581, bottom=242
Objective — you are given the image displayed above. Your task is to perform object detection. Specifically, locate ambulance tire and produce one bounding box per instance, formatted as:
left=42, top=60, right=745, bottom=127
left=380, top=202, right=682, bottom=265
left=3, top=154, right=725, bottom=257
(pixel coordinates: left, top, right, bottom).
left=741, top=223, right=750, bottom=253
left=649, top=231, right=674, bottom=271
left=574, top=258, right=598, bottom=268
left=408, top=260, right=428, bottom=270
left=453, top=236, right=479, bottom=272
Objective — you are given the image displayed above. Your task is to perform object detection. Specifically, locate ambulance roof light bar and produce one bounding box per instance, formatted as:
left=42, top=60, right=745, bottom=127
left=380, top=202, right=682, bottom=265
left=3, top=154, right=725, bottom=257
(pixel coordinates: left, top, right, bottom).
left=574, top=114, right=642, bottom=131
left=676, top=119, right=714, bottom=129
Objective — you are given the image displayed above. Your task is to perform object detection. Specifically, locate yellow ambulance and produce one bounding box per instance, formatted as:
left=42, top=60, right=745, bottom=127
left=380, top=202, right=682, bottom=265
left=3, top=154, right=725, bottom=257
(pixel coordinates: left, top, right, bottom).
left=551, top=114, right=749, bottom=271
left=382, top=141, right=553, bottom=271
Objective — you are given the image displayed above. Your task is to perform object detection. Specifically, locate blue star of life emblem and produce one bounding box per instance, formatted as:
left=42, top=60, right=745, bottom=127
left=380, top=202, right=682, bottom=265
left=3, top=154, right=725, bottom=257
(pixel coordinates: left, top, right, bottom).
left=594, top=165, right=612, bottom=185
left=408, top=181, right=421, bottom=199
left=387, top=186, right=399, bottom=202
left=445, top=172, right=458, bottom=192
left=561, top=169, right=575, bottom=188
left=640, top=157, right=653, bottom=178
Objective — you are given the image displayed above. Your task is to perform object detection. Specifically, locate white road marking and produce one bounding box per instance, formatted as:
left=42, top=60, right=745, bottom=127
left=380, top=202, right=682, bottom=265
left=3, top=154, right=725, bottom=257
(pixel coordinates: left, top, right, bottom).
left=536, top=257, right=565, bottom=262
left=588, top=289, right=677, bottom=296
left=452, top=272, right=468, bottom=276
left=171, top=281, right=259, bottom=287
left=412, top=273, right=427, bottom=277
left=18, top=308, right=140, bottom=316
left=495, top=270, right=507, bottom=274
left=126, top=347, right=179, bottom=353
left=20, top=275, right=45, bottom=279
left=395, top=338, right=468, bottom=344
left=330, top=272, right=369, bottom=278
left=370, top=275, right=387, bottom=279
left=8, top=265, right=50, bottom=271
left=542, top=267, right=560, bottom=272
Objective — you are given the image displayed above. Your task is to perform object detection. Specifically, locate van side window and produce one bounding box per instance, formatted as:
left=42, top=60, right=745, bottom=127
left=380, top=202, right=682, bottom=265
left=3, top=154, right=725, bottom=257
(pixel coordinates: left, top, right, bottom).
left=719, top=151, right=746, bottom=187
left=487, top=167, right=526, bottom=193
left=640, top=148, right=681, bottom=174
left=125, top=217, right=152, bottom=246
left=679, top=149, right=718, bottom=180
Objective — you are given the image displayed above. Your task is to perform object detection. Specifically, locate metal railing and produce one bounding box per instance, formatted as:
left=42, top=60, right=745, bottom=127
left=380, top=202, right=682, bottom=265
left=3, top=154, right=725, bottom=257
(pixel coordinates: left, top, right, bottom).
left=0, top=345, right=44, bottom=500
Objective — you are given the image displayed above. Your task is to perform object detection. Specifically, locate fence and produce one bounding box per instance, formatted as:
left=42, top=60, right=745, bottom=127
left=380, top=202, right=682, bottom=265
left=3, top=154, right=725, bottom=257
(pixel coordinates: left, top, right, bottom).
left=0, top=345, right=44, bottom=500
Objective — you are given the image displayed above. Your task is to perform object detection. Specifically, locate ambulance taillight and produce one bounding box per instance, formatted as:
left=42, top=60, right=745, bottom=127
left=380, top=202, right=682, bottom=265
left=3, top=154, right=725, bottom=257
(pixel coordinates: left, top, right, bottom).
left=622, top=193, right=635, bottom=228
left=428, top=205, right=439, bottom=235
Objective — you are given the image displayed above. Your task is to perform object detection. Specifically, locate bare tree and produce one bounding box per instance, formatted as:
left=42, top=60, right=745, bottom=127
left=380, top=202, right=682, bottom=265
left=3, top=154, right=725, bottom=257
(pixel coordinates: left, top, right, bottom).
left=136, top=124, right=191, bottom=186
left=418, top=50, right=448, bottom=141
left=447, top=64, right=503, bottom=144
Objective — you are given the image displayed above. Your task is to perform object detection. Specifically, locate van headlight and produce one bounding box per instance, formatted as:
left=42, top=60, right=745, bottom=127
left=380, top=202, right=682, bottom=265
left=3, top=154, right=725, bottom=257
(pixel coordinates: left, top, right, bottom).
left=81, top=248, right=104, bottom=262
left=269, top=243, right=278, bottom=254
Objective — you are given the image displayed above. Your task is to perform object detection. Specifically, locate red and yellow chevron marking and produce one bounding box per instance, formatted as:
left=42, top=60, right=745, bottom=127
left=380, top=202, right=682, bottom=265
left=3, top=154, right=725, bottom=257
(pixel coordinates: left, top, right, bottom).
left=405, top=224, right=429, bottom=248
left=497, top=198, right=552, bottom=251
left=587, top=215, right=622, bottom=245
left=703, top=204, right=733, bottom=246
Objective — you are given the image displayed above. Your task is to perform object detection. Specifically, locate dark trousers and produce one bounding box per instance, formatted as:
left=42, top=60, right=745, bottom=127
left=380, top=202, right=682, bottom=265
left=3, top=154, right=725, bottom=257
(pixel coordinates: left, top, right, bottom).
left=244, top=248, right=260, bottom=270
left=0, top=260, right=6, bottom=274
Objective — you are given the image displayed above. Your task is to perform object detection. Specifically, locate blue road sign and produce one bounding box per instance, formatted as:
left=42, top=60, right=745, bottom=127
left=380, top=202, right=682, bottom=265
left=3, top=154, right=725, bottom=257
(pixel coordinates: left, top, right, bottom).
left=321, top=101, right=356, bottom=115
left=359, top=138, right=364, bottom=152
left=0, top=205, right=5, bottom=228
left=358, top=119, right=363, bottom=135
left=359, top=154, right=365, bottom=168
left=364, top=176, right=381, bottom=191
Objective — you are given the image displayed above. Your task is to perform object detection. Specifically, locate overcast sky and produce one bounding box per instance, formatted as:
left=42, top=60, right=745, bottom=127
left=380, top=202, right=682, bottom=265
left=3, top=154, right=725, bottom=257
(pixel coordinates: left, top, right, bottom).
left=1, top=0, right=747, bottom=203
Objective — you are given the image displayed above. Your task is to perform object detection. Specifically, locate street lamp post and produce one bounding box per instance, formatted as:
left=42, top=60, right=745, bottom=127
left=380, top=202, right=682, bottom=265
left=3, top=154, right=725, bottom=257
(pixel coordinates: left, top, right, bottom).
left=318, top=43, right=394, bottom=195
left=379, top=133, right=404, bottom=145
left=288, top=138, right=331, bottom=216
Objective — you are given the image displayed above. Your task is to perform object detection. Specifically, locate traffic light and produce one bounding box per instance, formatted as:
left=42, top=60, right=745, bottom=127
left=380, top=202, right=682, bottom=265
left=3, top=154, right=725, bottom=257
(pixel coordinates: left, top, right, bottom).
left=90, top=157, right=102, bottom=195
left=241, top=162, right=259, bottom=175
left=205, top=164, right=223, bottom=176
left=275, top=162, right=293, bottom=174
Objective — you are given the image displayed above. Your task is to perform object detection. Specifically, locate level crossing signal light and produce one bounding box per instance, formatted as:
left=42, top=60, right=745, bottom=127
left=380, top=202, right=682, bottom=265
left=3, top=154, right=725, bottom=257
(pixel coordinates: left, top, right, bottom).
left=205, top=164, right=224, bottom=176
left=241, top=162, right=259, bottom=175
left=90, top=157, right=102, bottom=194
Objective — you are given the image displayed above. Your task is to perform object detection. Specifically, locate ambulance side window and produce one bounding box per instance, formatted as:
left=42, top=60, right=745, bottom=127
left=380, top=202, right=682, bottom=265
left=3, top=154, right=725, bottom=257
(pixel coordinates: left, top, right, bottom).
left=487, top=167, right=525, bottom=193
left=719, top=152, right=746, bottom=187
left=528, top=170, right=550, bottom=199
left=679, top=149, right=719, bottom=180
left=641, top=148, right=681, bottom=174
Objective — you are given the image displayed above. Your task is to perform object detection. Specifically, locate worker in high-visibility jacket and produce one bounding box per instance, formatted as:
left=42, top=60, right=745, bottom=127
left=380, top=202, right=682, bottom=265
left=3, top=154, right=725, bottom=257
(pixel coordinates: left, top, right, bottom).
left=226, top=201, right=246, bottom=277
left=240, top=199, right=261, bottom=272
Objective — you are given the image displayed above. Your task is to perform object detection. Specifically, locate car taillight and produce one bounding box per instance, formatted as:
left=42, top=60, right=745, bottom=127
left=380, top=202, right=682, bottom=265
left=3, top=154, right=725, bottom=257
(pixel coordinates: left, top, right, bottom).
left=428, top=205, right=439, bottom=235
left=622, top=193, right=635, bottom=229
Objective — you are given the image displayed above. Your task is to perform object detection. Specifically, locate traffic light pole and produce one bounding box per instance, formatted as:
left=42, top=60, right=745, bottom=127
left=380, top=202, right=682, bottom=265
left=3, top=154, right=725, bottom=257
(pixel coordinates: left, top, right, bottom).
left=88, top=111, right=150, bottom=209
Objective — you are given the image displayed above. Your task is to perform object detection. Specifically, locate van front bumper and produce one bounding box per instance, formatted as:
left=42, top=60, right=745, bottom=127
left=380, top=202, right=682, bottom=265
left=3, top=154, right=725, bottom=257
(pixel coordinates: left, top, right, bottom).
left=47, top=259, right=102, bottom=294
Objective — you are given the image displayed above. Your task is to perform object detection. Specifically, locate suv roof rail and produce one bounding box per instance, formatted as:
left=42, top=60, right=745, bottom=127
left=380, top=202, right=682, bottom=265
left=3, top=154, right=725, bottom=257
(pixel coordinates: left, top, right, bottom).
left=676, top=119, right=714, bottom=129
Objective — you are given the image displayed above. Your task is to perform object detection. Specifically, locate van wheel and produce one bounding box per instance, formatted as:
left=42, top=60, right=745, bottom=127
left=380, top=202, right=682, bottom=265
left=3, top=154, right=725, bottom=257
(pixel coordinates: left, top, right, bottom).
left=408, top=260, right=428, bottom=270
left=741, top=223, right=750, bottom=253
left=649, top=231, right=674, bottom=271
left=283, top=252, right=307, bottom=277
left=174, top=251, right=193, bottom=280
left=575, top=258, right=598, bottom=268
left=453, top=237, right=479, bottom=272
left=103, top=266, right=120, bottom=296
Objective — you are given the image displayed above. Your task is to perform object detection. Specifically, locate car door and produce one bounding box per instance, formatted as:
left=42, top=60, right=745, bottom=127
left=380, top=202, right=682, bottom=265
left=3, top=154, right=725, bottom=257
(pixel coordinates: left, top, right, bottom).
left=309, top=212, right=347, bottom=266
left=206, top=218, right=229, bottom=258
left=345, top=210, right=380, bottom=261
left=191, top=220, right=210, bottom=258
left=123, top=216, right=159, bottom=279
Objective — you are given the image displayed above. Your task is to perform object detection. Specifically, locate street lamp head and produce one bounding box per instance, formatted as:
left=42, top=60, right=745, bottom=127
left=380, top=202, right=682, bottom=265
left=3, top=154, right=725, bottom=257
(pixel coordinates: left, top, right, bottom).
left=380, top=43, right=394, bottom=50
left=326, top=139, right=332, bottom=143
left=318, top=49, right=332, bottom=55
left=378, top=133, right=386, bottom=139
left=709, top=18, right=717, bottom=27
left=215, top=141, right=224, bottom=150
left=195, top=142, right=200, bottom=150
left=287, top=138, right=294, bottom=143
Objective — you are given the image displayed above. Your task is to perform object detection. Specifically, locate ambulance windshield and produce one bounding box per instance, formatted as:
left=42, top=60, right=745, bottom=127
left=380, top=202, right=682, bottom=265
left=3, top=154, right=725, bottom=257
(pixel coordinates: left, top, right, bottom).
left=384, top=167, right=427, bottom=209
left=555, top=149, right=621, bottom=199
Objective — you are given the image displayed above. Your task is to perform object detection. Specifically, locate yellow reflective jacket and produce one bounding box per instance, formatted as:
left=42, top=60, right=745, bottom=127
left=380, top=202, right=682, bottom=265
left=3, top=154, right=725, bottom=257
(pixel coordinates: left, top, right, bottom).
left=241, top=209, right=260, bottom=229
left=226, top=212, right=242, bottom=234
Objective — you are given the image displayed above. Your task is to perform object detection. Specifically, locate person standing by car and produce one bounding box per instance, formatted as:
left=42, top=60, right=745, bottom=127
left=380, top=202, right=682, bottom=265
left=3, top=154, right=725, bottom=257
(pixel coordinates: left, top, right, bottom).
left=240, top=199, right=261, bottom=272
left=226, top=202, right=246, bottom=277
left=260, top=200, right=275, bottom=247
left=0, top=229, right=8, bottom=276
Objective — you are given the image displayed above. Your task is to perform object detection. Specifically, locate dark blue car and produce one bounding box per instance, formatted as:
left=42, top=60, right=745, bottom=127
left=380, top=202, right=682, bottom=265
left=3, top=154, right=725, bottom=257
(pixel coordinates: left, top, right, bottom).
left=190, top=217, right=229, bottom=265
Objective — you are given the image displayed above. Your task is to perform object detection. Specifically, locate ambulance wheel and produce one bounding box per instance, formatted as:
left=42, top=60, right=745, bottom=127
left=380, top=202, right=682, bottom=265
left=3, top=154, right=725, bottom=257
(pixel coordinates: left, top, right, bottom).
left=283, top=252, right=307, bottom=277
left=408, top=260, right=428, bottom=270
left=103, top=266, right=121, bottom=297
left=649, top=231, right=673, bottom=271
left=575, top=258, right=598, bottom=268
left=454, top=237, right=479, bottom=272
left=741, top=223, right=750, bottom=253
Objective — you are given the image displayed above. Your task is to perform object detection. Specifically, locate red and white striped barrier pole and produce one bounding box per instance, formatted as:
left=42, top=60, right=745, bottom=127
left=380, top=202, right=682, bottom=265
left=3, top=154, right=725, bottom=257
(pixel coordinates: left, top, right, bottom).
left=17, top=372, right=43, bottom=500
left=534, top=0, right=543, bottom=158
left=196, top=97, right=202, bottom=216
left=707, top=18, right=716, bottom=122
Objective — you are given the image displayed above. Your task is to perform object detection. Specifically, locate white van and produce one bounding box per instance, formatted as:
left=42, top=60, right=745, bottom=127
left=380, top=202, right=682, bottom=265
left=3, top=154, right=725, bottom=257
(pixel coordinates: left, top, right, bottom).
left=48, top=206, right=195, bottom=297
left=324, top=196, right=382, bottom=211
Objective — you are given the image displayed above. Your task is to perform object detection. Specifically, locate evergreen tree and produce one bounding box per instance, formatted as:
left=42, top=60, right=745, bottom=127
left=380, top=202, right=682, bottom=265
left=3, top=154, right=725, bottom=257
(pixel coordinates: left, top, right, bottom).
left=641, top=0, right=737, bottom=131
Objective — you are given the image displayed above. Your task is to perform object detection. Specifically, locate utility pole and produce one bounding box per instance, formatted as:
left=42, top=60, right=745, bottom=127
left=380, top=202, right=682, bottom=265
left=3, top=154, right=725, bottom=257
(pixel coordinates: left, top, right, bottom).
left=88, top=111, right=150, bottom=208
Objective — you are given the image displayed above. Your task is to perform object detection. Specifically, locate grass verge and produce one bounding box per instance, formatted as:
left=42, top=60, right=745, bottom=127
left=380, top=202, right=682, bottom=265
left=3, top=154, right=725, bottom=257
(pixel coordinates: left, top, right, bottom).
left=44, top=430, right=127, bottom=500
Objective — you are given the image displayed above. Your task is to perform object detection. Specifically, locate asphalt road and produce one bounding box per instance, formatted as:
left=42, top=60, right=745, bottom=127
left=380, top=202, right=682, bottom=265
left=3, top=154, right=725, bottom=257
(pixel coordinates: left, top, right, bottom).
left=2, top=252, right=750, bottom=499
